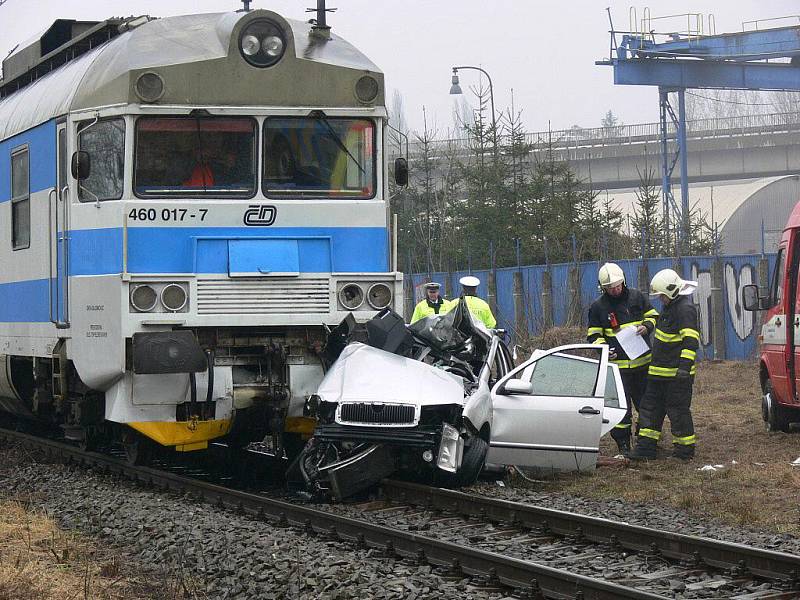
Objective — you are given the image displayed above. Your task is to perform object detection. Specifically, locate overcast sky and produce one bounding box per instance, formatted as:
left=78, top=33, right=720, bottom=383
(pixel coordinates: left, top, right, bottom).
left=2, top=1, right=798, bottom=135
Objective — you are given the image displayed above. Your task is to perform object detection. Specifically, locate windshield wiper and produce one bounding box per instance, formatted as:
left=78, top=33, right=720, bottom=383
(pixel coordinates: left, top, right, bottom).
left=308, top=110, right=366, bottom=175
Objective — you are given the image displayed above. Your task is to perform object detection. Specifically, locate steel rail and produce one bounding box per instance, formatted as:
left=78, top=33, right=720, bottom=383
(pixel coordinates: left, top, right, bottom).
left=382, top=479, right=800, bottom=583
left=0, top=427, right=666, bottom=600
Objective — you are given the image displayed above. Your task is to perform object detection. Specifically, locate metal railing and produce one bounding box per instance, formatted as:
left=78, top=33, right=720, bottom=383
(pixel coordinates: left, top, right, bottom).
left=394, top=112, right=800, bottom=158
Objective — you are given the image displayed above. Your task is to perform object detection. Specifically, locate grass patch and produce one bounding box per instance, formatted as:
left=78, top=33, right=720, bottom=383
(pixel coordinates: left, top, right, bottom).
left=0, top=499, right=181, bottom=599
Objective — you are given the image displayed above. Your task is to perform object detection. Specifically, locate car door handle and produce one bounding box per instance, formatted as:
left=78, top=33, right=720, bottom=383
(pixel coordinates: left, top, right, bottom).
left=579, top=406, right=601, bottom=415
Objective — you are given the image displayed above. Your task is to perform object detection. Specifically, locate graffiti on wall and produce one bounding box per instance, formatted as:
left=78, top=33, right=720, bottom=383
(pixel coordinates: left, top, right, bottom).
left=689, top=261, right=756, bottom=345
left=725, top=262, right=755, bottom=340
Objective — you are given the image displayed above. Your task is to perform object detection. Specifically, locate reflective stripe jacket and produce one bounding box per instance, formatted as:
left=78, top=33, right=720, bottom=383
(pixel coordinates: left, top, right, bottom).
left=410, top=298, right=446, bottom=323
left=586, top=287, right=658, bottom=370
left=648, top=295, right=700, bottom=378
left=448, top=295, right=496, bottom=329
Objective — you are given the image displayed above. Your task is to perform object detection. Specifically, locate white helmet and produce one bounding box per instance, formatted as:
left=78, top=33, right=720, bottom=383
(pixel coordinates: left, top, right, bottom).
left=650, top=269, right=698, bottom=299
left=459, top=275, right=480, bottom=287
left=598, top=262, right=625, bottom=289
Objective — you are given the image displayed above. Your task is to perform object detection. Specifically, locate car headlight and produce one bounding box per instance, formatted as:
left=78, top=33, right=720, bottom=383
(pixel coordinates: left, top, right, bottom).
left=367, top=283, right=392, bottom=310
left=239, top=19, right=286, bottom=68
left=338, top=284, right=364, bottom=310
left=130, top=285, right=158, bottom=312
left=160, top=284, right=188, bottom=312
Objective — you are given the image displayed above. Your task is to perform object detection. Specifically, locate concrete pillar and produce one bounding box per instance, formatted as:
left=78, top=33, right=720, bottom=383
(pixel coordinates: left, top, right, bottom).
left=638, top=262, right=650, bottom=295
left=487, top=270, right=498, bottom=317
left=513, top=271, right=525, bottom=337
left=541, top=270, right=554, bottom=329
left=403, top=275, right=414, bottom=320
left=710, top=259, right=726, bottom=360
left=567, top=265, right=582, bottom=326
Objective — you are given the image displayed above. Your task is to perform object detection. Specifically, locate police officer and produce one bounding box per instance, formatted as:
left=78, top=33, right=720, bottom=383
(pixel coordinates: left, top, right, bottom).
left=410, top=281, right=447, bottom=323
left=458, top=275, right=496, bottom=329
left=630, top=269, right=700, bottom=461
left=587, top=263, right=658, bottom=456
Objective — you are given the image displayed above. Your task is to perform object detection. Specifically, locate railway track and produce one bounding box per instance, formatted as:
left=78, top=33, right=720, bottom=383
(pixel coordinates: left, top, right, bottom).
left=1, top=426, right=798, bottom=599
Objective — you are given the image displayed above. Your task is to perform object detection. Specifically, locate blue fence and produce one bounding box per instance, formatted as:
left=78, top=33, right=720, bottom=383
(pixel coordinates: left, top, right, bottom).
left=411, top=253, right=777, bottom=361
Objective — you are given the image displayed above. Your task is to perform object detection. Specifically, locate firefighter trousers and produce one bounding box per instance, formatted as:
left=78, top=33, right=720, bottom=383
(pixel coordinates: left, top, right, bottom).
left=636, top=376, right=696, bottom=458
left=610, top=367, right=648, bottom=448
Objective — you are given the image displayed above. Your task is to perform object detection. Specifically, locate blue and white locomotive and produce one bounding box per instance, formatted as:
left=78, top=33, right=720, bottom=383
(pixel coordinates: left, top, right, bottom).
left=0, top=6, right=403, bottom=460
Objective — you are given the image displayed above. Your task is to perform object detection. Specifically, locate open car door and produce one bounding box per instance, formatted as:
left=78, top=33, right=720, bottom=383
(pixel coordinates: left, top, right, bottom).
left=488, top=344, right=625, bottom=472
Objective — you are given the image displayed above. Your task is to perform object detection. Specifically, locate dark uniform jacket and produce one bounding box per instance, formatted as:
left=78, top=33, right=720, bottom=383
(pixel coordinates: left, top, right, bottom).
left=648, top=295, right=700, bottom=378
left=587, top=287, right=659, bottom=370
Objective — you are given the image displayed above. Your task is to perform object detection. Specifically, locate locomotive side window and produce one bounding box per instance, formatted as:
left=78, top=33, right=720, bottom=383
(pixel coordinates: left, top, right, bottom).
left=134, top=117, right=257, bottom=198
left=78, top=119, right=125, bottom=202
left=10, top=147, right=30, bottom=250
left=263, top=117, right=375, bottom=198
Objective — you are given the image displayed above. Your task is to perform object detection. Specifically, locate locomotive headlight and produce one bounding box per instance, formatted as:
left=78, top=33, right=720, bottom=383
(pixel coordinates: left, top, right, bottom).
left=239, top=19, right=286, bottom=67
left=160, top=284, right=188, bottom=312
left=241, top=34, right=261, bottom=56
left=130, top=285, right=158, bottom=312
left=338, top=284, right=364, bottom=310
left=367, top=283, right=392, bottom=310
left=263, top=35, right=284, bottom=57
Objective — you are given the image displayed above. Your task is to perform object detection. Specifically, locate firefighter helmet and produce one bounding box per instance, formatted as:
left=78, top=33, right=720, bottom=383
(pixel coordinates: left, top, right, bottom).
left=649, top=268, right=697, bottom=299
left=598, top=262, right=625, bottom=290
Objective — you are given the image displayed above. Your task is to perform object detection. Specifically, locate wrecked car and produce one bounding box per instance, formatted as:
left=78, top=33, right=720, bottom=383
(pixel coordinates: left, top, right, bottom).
left=289, top=299, right=627, bottom=500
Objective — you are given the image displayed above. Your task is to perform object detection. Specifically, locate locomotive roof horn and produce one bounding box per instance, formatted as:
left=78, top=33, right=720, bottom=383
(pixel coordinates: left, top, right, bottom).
left=307, top=0, right=336, bottom=38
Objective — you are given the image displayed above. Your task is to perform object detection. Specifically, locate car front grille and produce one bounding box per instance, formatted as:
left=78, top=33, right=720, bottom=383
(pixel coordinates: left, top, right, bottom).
left=196, top=278, right=330, bottom=314
left=338, top=403, right=417, bottom=426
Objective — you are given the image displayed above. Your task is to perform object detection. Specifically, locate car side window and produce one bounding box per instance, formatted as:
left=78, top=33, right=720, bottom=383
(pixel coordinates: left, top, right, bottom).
left=604, top=366, right=621, bottom=408
left=772, top=247, right=785, bottom=306
left=525, top=354, right=598, bottom=397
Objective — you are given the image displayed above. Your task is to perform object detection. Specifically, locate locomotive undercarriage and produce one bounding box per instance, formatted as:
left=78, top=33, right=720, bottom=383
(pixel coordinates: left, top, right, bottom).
left=0, top=327, right=328, bottom=462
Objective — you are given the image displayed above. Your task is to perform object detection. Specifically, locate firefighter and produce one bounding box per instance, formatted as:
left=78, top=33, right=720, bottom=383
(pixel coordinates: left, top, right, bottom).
left=587, top=263, right=658, bottom=456
left=457, top=275, right=496, bottom=329
left=410, top=281, right=447, bottom=324
left=630, top=269, right=700, bottom=461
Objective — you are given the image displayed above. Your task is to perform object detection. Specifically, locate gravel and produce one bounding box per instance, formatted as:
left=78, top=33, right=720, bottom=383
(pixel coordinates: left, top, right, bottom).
left=467, top=479, right=800, bottom=556
left=1, top=441, right=798, bottom=599
left=0, top=443, right=507, bottom=600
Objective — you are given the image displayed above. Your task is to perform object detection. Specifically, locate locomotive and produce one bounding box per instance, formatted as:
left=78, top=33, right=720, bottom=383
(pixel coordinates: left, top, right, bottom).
left=0, top=5, right=403, bottom=461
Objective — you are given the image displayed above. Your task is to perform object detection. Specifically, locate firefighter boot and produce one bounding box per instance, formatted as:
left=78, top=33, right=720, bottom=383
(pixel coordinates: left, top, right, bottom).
left=610, top=428, right=631, bottom=457
left=671, top=443, right=695, bottom=461
left=628, top=437, right=657, bottom=461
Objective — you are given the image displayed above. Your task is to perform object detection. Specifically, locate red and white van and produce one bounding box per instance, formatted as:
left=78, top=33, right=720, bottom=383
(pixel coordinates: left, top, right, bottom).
left=743, top=203, right=800, bottom=432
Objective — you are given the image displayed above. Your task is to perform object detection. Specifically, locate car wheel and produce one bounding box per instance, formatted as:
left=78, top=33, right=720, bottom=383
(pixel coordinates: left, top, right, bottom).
left=764, top=379, right=792, bottom=433
left=437, top=435, right=488, bottom=489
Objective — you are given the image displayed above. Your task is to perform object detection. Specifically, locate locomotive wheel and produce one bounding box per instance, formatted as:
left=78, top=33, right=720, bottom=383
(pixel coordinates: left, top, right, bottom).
left=120, top=431, right=155, bottom=466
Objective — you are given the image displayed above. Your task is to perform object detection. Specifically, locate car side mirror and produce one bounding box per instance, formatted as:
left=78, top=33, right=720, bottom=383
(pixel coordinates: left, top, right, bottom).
left=742, top=284, right=769, bottom=311
left=71, top=151, right=90, bottom=180
left=502, top=379, right=533, bottom=395
left=393, top=157, right=408, bottom=186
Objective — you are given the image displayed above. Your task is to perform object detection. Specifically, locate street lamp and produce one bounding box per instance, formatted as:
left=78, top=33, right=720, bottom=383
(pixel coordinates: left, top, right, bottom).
left=449, top=66, right=497, bottom=153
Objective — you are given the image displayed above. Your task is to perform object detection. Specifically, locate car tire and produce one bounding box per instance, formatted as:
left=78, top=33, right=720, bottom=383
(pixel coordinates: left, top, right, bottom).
left=763, top=379, right=792, bottom=433
left=438, top=435, right=488, bottom=489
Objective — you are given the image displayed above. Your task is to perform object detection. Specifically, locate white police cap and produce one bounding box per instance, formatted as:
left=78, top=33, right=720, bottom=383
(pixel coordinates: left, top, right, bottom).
left=459, top=275, right=480, bottom=287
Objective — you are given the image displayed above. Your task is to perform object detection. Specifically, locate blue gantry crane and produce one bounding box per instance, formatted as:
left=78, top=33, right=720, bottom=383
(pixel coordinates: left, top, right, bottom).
left=599, top=11, right=800, bottom=251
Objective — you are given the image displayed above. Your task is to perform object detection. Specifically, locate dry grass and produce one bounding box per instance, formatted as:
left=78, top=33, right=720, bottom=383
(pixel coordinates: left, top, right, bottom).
left=0, top=498, right=172, bottom=600
left=537, top=361, right=800, bottom=535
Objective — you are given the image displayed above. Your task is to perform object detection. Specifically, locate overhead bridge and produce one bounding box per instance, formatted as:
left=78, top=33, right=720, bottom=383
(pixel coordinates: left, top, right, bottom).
left=397, top=111, right=800, bottom=191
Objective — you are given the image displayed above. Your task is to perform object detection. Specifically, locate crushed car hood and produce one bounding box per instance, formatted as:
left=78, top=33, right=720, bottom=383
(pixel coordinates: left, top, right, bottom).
left=317, top=343, right=466, bottom=407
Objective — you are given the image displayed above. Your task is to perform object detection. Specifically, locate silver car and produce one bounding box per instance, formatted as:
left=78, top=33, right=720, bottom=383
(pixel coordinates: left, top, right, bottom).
left=289, top=300, right=627, bottom=500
